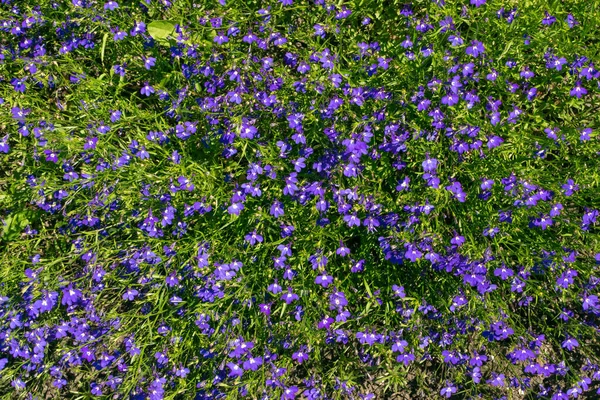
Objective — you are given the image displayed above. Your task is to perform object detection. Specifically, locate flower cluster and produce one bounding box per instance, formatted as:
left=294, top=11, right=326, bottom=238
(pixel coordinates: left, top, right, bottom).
left=0, top=0, right=599, bottom=399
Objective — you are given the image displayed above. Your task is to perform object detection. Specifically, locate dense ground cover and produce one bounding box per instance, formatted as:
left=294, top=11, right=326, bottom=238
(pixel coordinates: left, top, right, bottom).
left=1, top=0, right=600, bottom=398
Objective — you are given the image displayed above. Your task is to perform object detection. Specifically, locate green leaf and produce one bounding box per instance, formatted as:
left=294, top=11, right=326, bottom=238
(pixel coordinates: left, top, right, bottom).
left=1, top=211, right=32, bottom=241
left=101, top=32, right=108, bottom=64
left=147, top=20, right=176, bottom=42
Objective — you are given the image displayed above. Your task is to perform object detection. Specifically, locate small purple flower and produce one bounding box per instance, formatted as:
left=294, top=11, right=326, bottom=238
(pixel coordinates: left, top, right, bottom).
left=315, top=272, right=333, bottom=288
left=84, top=137, right=98, bottom=150
left=494, top=266, right=514, bottom=280
left=391, top=339, right=408, bottom=353
left=242, top=356, right=263, bottom=371
left=317, top=316, right=334, bottom=329
left=396, top=352, right=415, bottom=366
left=562, top=337, right=579, bottom=351
left=113, top=64, right=126, bottom=77
left=140, top=82, right=155, bottom=97
left=281, top=289, right=299, bottom=304
left=130, top=21, right=146, bottom=36
left=143, top=57, right=156, bottom=70
left=336, top=241, right=350, bottom=257
left=542, top=11, right=557, bottom=26
left=44, top=149, right=59, bottom=163
left=0, top=135, right=10, bottom=153
left=465, top=40, right=485, bottom=57
left=570, top=82, right=588, bottom=98
left=11, top=78, right=26, bottom=93
left=566, top=14, right=579, bottom=28
left=244, top=231, right=263, bottom=246
left=440, top=383, right=457, bottom=398
left=483, top=226, right=499, bottom=237
left=270, top=201, right=284, bottom=218
left=580, top=128, right=592, bottom=141
left=110, top=110, right=121, bottom=122
left=487, top=135, right=504, bottom=149
left=292, top=349, right=309, bottom=364
left=228, top=202, right=244, bottom=215
left=227, top=362, right=243, bottom=378
left=259, top=303, right=271, bottom=316
left=470, top=353, right=488, bottom=367
left=282, top=386, right=299, bottom=400
left=582, top=294, right=599, bottom=311
left=90, top=382, right=102, bottom=396
left=487, top=373, right=505, bottom=387
left=214, top=32, right=229, bottom=45
left=104, top=1, right=118, bottom=10
left=422, top=156, right=438, bottom=172
left=451, top=234, right=465, bottom=247
left=61, top=284, right=82, bottom=306
left=122, top=288, right=139, bottom=301
left=343, top=213, right=361, bottom=228
left=11, top=377, right=26, bottom=390
left=396, top=176, right=410, bottom=192
left=562, top=179, right=579, bottom=196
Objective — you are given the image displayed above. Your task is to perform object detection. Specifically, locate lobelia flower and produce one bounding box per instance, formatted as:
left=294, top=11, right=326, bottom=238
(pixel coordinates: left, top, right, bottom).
left=330, top=291, right=348, bottom=309
left=83, top=137, right=98, bottom=150
left=483, top=226, right=499, bottom=237
left=104, top=1, right=118, bottom=10
left=421, top=156, right=438, bottom=172
left=130, top=21, right=146, bottom=36
left=270, top=201, right=284, bottom=218
left=113, top=27, right=127, bottom=40
left=562, top=337, right=579, bottom=351
left=214, top=31, right=229, bottom=44
left=123, top=288, right=139, bottom=301
left=336, top=241, right=350, bottom=257
left=61, top=284, right=81, bottom=306
left=259, top=303, right=271, bottom=316
left=396, top=352, right=415, bottom=366
left=44, top=149, right=59, bottom=163
left=440, top=383, right=458, bottom=398
left=281, top=288, right=299, bottom=304
left=566, top=14, right=579, bottom=28
left=465, top=40, right=485, bottom=57
left=292, top=348, right=309, bottom=364
left=570, top=82, right=588, bottom=98
left=580, top=128, right=592, bottom=141
left=391, top=339, right=408, bottom=353
left=0, top=135, right=9, bottom=153
left=143, top=57, right=156, bottom=70
left=318, top=316, right=334, bottom=329
left=140, top=82, right=155, bottom=96
left=113, top=64, right=126, bottom=77
left=315, top=272, right=333, bottom=288
left=12, top=378, right=26, bottom=390
left=227, top=362, right=243, bottom=378
left=450, top=233, right=465, bottom=247
left=542, top=11, right=557, bottom=25
left=562, top=179, right=579, bottom=196
left=282, top=386, right=299, bottom=400
left=582, top=294, right=599, bottom=311
left=343, top=213, right=361, bottom=228
left=243, top=355, right=263, bottom=371
left=487, top=373, right=505, bottom=387
left=487, top=135, right=504, bottom=149
left=11, top=78, right=26, bottom=93
left=494, top=265, right=514, bottom=280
